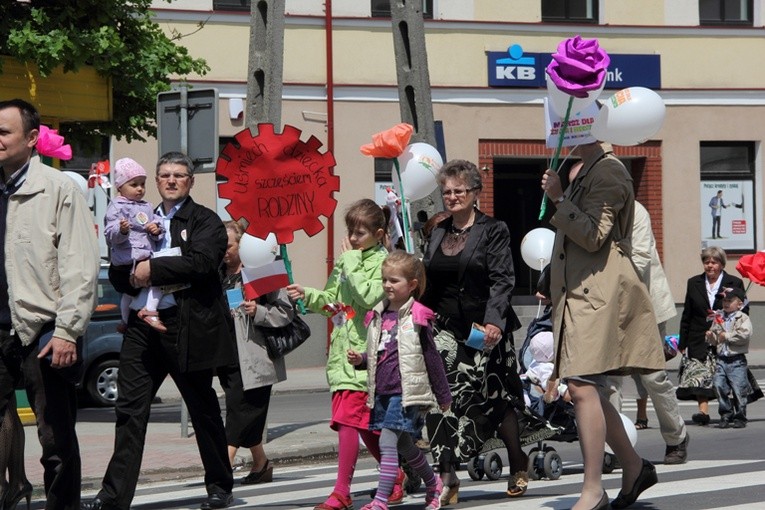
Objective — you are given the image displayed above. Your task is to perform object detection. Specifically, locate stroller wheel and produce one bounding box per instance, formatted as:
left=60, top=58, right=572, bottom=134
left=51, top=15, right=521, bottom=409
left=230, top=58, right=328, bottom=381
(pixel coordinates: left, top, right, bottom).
left=602, top=452, right=616, bottom=474
left=543, top=450, right=563, bottom=480
left=467, top=456, right=484, bottom=481
left=527, top=447, right=542, bottom=480
left=483, top=452, right=503, bottom=481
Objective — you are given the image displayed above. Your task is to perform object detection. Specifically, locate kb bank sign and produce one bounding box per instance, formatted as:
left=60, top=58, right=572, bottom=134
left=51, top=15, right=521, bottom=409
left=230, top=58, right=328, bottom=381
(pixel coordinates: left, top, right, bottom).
left=487, top=44, right=661, bottom=89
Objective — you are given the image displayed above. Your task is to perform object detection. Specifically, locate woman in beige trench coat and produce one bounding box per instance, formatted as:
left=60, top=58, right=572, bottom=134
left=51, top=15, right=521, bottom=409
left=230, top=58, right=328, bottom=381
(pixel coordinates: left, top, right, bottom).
left=542, top=141, right=665, bottom=510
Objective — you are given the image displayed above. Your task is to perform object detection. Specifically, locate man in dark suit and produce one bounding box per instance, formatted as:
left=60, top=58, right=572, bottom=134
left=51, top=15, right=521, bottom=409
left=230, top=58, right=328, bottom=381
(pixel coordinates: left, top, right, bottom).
left=82, top=152, right=235, bottom=510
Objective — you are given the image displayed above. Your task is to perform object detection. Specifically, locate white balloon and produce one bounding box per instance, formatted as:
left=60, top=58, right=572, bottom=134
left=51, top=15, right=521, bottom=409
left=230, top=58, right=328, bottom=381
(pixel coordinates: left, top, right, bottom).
left=606, top=413, right=638, bottom=454
left=239, top=233, right=278, bottom=268
left=63, top=171, right=88, bottom=196
left=590, top=87, right=666, bottom=146
left=520, top=228, right=555, bottom=270
left=63, top=171, right=94, bottom=207
left=546, top=75, right=605, bottom=118
left=395, top=143, right=443, bottom=201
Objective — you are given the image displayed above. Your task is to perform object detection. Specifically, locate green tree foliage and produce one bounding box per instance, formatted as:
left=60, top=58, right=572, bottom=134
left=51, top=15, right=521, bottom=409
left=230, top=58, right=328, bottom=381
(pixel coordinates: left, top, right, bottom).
left=0, top=0, right=209, bottom=142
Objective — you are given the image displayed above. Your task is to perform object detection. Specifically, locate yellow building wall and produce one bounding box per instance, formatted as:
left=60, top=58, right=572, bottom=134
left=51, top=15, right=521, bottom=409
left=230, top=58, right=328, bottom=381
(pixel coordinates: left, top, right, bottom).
left=0, top=57, right=111, bottom=121
left=604, top=0, right=666, bottom=25
left=474, top=0, right=540, bottom=23
left=157, top=18, right=765, bottom=90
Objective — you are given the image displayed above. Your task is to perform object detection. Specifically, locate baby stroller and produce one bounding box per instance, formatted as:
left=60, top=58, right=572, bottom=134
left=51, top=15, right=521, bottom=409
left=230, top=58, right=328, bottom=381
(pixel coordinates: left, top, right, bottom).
left=517, top=305, right=579, bottom=481
left=460, top=307, right=569, bottom=483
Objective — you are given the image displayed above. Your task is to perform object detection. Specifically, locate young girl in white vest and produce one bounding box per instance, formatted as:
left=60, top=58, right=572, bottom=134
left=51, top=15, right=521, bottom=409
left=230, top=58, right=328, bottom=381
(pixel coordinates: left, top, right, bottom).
left=348, top=251, right=452, bottom=510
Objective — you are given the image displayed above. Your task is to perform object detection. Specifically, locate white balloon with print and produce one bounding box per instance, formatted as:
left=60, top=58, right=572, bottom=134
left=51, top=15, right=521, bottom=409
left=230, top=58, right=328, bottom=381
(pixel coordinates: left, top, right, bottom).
left=239, top=233, right=278, bottom=268
left=520, top=228, right=555, bottom=270
left=546, top=76, right=605, bottom=118
left=605, top=413, right=638, bottom=454
left=394, top=143, right=443, bottom=201
left=590, top=87, right=666, bottom=146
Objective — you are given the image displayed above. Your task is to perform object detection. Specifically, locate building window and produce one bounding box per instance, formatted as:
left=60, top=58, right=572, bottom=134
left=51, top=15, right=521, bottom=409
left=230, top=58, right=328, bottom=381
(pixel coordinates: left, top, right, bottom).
left=213, top=0, right=250, bottom=12
left=700, top=142, right=754, bottom=177
left=371, top=0, right=433, bottom=19
left=541, top=0, right=599, bottom=23
left=700, top=142, right=755, bottom=251
left=699, top=0, right=753, bottom=25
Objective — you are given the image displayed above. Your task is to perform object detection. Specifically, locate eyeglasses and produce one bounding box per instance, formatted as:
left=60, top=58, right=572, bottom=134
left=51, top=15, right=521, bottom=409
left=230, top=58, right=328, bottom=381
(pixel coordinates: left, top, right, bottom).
left=157, top=172, right=191, bottom=181
left=442, top=187, right=476, bottom=198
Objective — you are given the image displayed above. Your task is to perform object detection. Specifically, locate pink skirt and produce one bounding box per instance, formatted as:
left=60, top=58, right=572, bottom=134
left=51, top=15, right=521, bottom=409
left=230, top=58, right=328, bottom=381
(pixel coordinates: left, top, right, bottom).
left=329, top=389, right=375, bottom=431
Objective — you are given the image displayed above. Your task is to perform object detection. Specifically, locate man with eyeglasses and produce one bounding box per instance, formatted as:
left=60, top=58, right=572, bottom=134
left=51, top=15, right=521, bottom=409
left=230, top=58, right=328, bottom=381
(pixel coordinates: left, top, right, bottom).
left=83, top=152, right=236, bottom=510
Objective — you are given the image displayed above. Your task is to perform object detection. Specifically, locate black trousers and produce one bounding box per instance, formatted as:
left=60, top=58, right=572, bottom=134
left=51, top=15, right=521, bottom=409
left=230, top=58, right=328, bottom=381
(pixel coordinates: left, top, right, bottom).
left=0, top=330, right=80, bottom=510
left=98, top=310, right=233, bottom=510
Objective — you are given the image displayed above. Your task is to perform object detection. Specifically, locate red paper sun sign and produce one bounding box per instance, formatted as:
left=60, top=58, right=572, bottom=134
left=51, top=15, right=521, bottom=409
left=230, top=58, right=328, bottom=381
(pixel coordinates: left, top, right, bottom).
left=216, top=124, right=339, bottom=244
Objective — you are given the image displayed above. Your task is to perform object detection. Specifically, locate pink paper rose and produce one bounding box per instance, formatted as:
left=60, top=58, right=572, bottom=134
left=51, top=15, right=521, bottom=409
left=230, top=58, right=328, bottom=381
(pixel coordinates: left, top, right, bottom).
left=36, top=125, right=73, bottom=160
left=547, top=35, right=610, bottom=98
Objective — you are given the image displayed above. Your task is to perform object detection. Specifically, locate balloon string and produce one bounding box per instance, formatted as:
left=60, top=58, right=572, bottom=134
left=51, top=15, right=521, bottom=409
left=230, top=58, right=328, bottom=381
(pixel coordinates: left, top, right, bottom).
left=536, top=258, right=545, bottom=319
left=538, top=95, right=574, bottom=221
left=280, top=244, right=307, bottom=315
left=392, top=158, right=414, bottom=253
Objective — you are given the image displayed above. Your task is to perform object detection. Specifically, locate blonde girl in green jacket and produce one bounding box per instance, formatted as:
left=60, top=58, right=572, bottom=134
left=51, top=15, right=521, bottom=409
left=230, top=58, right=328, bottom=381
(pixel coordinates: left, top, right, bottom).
left=287, top=198, right=404, bottom=510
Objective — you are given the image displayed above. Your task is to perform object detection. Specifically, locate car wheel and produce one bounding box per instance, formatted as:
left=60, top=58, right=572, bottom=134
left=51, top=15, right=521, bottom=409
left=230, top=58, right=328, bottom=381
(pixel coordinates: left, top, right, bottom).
left=87, top=359, right=119, bottom=406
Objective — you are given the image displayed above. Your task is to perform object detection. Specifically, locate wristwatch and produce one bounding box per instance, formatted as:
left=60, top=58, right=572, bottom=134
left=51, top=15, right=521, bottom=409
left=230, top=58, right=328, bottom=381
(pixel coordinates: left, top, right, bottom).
left=555, top=196, right=564, bottom=204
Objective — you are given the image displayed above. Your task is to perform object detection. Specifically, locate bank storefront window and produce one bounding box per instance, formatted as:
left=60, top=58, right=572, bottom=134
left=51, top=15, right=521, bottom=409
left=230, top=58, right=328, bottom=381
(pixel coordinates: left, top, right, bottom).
left=699, top=142, right=756, bottom=252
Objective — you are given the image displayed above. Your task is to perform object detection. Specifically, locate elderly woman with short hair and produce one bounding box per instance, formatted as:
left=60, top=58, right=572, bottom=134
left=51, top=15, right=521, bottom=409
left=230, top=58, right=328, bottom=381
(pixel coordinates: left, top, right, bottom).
left=422, top=159, right=527, bottom=505
left=678, top=246, right=746, bottom=425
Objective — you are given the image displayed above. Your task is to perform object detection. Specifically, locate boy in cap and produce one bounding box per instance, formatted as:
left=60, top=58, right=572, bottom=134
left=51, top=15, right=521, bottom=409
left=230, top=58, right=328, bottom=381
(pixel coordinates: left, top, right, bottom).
left=104, top=158, right=167, bottom=332
left=706, top=286, right=752, bottom=428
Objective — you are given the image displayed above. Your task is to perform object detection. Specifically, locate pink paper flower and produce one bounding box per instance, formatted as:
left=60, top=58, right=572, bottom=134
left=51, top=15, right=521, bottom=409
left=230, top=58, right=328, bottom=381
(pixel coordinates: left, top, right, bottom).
left=36, top=125, right=73, bottom=160
left=547, top=35, right=610, bottom=98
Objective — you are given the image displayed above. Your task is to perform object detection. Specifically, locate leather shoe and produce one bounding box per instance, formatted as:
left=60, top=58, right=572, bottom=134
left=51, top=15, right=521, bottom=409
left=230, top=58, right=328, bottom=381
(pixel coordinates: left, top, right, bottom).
left=591, top=491, right=610, bottom=510
left=81, top=497, right=112, bottom=510
left=664, top=433, right=689, bottom=464
left=200, top=492, right=233, bottom=509
left=611, top=459, right=657, bottom=509
left=691, top=412, right=710, bottom=425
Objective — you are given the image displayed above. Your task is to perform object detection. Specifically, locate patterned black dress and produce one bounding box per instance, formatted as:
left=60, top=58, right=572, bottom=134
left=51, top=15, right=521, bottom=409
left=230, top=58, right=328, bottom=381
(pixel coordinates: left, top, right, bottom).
left=423, top=227, right=525, bottom=465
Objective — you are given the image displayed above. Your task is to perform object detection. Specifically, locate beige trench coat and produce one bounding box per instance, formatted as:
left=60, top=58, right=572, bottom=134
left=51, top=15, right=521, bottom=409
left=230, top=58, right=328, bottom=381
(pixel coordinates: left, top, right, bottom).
left=549, top=142, right=665, bottom=379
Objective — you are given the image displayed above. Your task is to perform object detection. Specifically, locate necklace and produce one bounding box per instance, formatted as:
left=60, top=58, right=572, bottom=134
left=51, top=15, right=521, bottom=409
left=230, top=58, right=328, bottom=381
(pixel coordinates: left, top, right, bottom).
left=448, top=224, right=472, bottom=238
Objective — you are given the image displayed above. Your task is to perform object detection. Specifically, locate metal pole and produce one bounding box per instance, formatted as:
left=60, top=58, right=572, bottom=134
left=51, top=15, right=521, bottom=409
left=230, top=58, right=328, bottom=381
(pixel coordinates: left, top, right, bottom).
left=179, top=84, right=190, bottom=439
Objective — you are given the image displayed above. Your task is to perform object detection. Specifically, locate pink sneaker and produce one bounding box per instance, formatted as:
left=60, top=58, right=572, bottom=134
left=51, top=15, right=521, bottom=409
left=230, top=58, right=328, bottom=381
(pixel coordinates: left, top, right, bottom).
left=425, top=477, right=444, bottom=510
left=360, top=500, right=388, bottom=510
left=388, top=468, right=406, bottom=505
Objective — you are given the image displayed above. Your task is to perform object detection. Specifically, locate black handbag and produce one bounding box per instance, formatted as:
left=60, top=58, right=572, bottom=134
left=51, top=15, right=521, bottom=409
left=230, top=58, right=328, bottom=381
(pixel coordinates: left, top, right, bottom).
left=262, top=314, right=311, bottom=359
left=747, top=368, right=763, bottom=404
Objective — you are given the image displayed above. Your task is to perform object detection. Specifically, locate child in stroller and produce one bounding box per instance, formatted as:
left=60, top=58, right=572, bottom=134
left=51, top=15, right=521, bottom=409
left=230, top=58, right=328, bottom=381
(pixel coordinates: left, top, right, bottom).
left=517, top=305, right=579, bottom=480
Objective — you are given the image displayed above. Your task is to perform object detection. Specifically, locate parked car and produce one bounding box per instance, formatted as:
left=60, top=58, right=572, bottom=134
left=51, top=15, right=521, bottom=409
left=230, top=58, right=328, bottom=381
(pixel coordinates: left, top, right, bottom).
left=77, top=268, right=123, bottom=406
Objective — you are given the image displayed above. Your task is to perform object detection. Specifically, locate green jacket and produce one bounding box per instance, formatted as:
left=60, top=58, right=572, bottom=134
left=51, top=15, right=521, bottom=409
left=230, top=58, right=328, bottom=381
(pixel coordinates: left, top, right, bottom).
left=304, top=244, right=387, bottom=392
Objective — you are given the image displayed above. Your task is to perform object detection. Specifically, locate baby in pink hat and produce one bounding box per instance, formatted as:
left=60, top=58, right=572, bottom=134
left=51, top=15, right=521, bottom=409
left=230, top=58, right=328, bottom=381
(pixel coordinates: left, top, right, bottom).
left=104, top=158, right=167, bottom=333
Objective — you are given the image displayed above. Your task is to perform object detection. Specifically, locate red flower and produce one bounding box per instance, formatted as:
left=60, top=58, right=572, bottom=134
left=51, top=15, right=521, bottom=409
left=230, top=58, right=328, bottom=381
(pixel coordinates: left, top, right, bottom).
left=736, top=251, right=765, bottom=287
left=360, top=123, right=414, bottom=158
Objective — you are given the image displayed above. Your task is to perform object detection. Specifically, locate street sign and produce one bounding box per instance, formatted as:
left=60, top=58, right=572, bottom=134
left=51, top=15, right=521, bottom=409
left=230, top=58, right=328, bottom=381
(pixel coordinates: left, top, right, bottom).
left=157, top=87, right=219, bottom=173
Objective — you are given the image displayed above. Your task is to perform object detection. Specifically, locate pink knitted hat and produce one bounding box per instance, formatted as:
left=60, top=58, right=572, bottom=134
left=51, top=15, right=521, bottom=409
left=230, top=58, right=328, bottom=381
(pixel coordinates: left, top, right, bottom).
left=114, top=158, right=147, bottom=189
